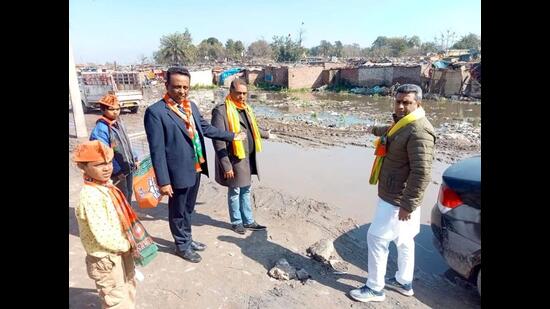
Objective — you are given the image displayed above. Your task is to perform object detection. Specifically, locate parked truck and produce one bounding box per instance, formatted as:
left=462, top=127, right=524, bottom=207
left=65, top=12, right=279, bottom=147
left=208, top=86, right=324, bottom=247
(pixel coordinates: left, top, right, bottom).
left=79, top=71, right=144, bottom=113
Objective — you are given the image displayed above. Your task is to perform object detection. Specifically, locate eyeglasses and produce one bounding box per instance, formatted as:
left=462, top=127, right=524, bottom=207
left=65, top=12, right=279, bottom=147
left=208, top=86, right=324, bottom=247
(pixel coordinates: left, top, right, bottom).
left=235, top=92, right=247, bottom=95
left=107, top=108, right=121, bottom=111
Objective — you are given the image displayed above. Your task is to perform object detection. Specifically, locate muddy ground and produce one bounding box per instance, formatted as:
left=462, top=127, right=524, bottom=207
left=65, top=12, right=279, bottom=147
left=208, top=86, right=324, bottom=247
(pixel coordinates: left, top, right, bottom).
left=69, top=86, right=481, bottom=308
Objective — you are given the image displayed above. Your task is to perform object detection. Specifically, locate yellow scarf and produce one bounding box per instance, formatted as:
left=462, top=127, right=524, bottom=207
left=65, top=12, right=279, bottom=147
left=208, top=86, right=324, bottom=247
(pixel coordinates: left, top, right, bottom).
left=369, top=107, right=425, bottom=185
left=225, top=95, right=262, bottom=159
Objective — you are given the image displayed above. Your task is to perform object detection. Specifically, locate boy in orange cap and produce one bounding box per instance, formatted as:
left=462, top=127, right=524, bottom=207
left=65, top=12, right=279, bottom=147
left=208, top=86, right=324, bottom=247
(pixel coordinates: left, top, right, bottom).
left=73, top=140, right=139, bottom=308
left=90, top=93, right=138, bottom=203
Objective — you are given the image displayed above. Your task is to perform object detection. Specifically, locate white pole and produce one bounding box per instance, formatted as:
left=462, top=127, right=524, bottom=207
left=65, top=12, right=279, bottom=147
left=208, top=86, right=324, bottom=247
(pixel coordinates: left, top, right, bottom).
left=69, top=37, right=88, bottom=137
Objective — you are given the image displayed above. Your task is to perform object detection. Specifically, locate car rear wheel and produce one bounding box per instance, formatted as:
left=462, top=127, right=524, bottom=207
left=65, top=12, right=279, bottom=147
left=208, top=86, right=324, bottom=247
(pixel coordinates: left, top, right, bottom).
left=477, top=269, right=481, bottom=296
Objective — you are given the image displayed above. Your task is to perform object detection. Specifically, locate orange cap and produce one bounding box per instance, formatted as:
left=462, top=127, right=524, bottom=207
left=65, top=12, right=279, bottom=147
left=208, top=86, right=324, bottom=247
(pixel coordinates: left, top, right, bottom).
left=73, top=140, right=114, bottom=163
left=98, top=94, right=119, bottom=108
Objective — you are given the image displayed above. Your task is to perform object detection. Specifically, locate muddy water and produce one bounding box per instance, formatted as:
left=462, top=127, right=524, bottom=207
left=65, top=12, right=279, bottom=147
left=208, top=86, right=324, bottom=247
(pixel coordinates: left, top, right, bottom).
left=133, top=137, right=459, bottom=276
left=132, top=133, right=447, bottom=225
left=247, top=90, right=481, bottom=129
left=187, top=88, right=480, bottom=131
left=203, top=140, right=452, bottom=276
left=206, top=141, right=449, bottom=274
left=204, top=140, right=448, bottom=226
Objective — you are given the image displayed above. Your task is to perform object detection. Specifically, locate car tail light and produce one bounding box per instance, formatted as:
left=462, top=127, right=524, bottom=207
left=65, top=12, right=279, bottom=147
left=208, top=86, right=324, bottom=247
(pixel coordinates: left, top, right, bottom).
left=437, top=184, right=463, bottom=214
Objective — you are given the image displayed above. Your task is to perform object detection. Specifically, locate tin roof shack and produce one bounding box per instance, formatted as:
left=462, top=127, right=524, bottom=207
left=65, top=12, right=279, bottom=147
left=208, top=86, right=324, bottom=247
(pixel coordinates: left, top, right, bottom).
left=189, top=69, right=213, bottom=87
left=464, top=62, right=481, bottom=98
left=322, top=68, right=339, bottom=86
left=429, top=62, right=470, bottom=97
left=263, top=66, right=288, bottom=88
left=244, top=67, right=264, bottom=85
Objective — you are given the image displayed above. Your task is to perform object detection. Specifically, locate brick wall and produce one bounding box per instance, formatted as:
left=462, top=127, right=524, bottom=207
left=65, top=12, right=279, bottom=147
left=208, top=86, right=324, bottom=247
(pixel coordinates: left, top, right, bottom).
left=358, top=67, right=393, bottom=87
left=338, top=68, right=359, bottom=86
left=392, top=65, right=421, bottom=85
left=287, top=66, right=325, bottom=89
left=263, top=66, right=288, bottom=87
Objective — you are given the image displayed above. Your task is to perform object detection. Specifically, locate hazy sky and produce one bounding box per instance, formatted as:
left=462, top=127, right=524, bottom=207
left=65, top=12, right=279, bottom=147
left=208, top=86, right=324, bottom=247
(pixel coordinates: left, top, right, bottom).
left=69, top=0, right=481, bottom=64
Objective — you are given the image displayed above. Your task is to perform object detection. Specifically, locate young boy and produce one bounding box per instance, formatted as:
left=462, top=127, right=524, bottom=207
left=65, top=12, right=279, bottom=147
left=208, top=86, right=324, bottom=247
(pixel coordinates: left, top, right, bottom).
left=73, top=140, right=137, bottom=308
left=90, top=93, right=138, bottom=203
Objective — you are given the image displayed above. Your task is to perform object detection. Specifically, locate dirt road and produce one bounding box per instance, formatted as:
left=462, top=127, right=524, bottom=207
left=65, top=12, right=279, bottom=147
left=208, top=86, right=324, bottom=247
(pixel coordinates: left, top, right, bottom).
left=69, top=88, right=481, bottom=308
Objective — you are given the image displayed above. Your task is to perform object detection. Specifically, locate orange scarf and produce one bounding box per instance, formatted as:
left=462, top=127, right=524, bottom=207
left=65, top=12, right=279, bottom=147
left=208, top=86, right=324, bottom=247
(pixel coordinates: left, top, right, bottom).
left=163, top=93, right=205, bottom=172
left=84, top=176, right=158, bottom=265
left=98, top=115, right=116, bottom=127
left=84, top=177, right=139, bottom=249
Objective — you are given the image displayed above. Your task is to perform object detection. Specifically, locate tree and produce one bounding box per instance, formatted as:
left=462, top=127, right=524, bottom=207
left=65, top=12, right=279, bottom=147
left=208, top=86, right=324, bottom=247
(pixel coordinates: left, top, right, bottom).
left=342, top=43, right=362, bottom=58
left=434, top=29, right=458, bottom=51
left=452, top=33, right=481, bottom=50
left=370, top=46, right=392, bottom=58
left=387, top=37, right=409, bottom=56
left=154, top=29, right=197, bottom=65
left=225, top=39, right=235, bottom=51
left=318, top=40, right=334, bottom=57
left=420, top=42, right=439, bottom=54
left=371, top=36, right=413, bottom=57
left=197, top=37, right=225, bottom=61
left=309, top=46, right=320, bottom=56
left=225, top=39, right=245, bottom=60
left=247, top=39, right=273, bottom=60
left=234, top=40, right=245, bottom=58
left=372, top=36, right=389, bottom=49
left=360, top=47, right=371, bottom=57
left=334, top=41, right=343, bottom=58
left=206, top=37, right=222, bottom=46
left=271, top=35, right=305, bottom=62
left=407, top=35, right=421, bottom=48
left=138, top=54, right=149, bottom=65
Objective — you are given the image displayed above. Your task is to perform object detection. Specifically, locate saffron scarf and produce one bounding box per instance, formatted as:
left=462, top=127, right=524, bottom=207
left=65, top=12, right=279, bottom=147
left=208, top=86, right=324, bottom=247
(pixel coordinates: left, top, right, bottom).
left=84, top=176, right=158, bottom=266
left=224, top=95, right=262, bottom=159
left=97, top=115, right=116, bottom=127
left=164, top=93, right=205, bottom=172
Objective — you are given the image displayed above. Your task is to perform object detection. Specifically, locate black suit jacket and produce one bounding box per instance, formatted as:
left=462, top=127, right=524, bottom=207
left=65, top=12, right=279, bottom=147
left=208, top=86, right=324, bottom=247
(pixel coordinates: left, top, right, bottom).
left=144, top=99, right=235, bottom=189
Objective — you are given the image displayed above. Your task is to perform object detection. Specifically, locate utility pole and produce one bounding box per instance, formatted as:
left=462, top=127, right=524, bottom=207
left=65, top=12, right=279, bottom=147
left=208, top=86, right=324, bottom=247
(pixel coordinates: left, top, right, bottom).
left=69, top=37, right=88, bottom=137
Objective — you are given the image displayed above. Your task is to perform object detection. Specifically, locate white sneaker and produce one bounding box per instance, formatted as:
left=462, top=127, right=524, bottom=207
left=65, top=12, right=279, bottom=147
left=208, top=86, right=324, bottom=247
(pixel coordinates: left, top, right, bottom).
left=349, top=285, right=386, bottom=302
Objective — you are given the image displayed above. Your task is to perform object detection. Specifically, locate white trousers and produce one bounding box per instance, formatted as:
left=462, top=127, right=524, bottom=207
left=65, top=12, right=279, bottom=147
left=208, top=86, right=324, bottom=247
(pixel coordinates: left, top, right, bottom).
left=366, top=199, right=420, bottom=291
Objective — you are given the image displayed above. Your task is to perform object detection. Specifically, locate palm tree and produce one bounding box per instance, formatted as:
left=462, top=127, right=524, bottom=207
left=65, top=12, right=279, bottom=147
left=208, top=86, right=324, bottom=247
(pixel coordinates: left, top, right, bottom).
left=155, top=30, right=196, bottom=65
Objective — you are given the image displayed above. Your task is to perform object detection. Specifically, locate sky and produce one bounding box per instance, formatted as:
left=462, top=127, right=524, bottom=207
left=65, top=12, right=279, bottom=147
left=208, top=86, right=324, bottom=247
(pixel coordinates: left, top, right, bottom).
left=69, top=0, right=481, bottom=65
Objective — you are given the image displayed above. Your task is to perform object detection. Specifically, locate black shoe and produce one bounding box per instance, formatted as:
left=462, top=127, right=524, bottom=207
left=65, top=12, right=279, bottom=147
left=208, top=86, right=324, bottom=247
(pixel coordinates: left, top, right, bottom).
left=232, top=224, right=246, bottom=234
left=244, top=222, right=267, bottom=231
left=191, top=240, right=207, bottom=251
left=175, top=248, right=202, bottom=263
